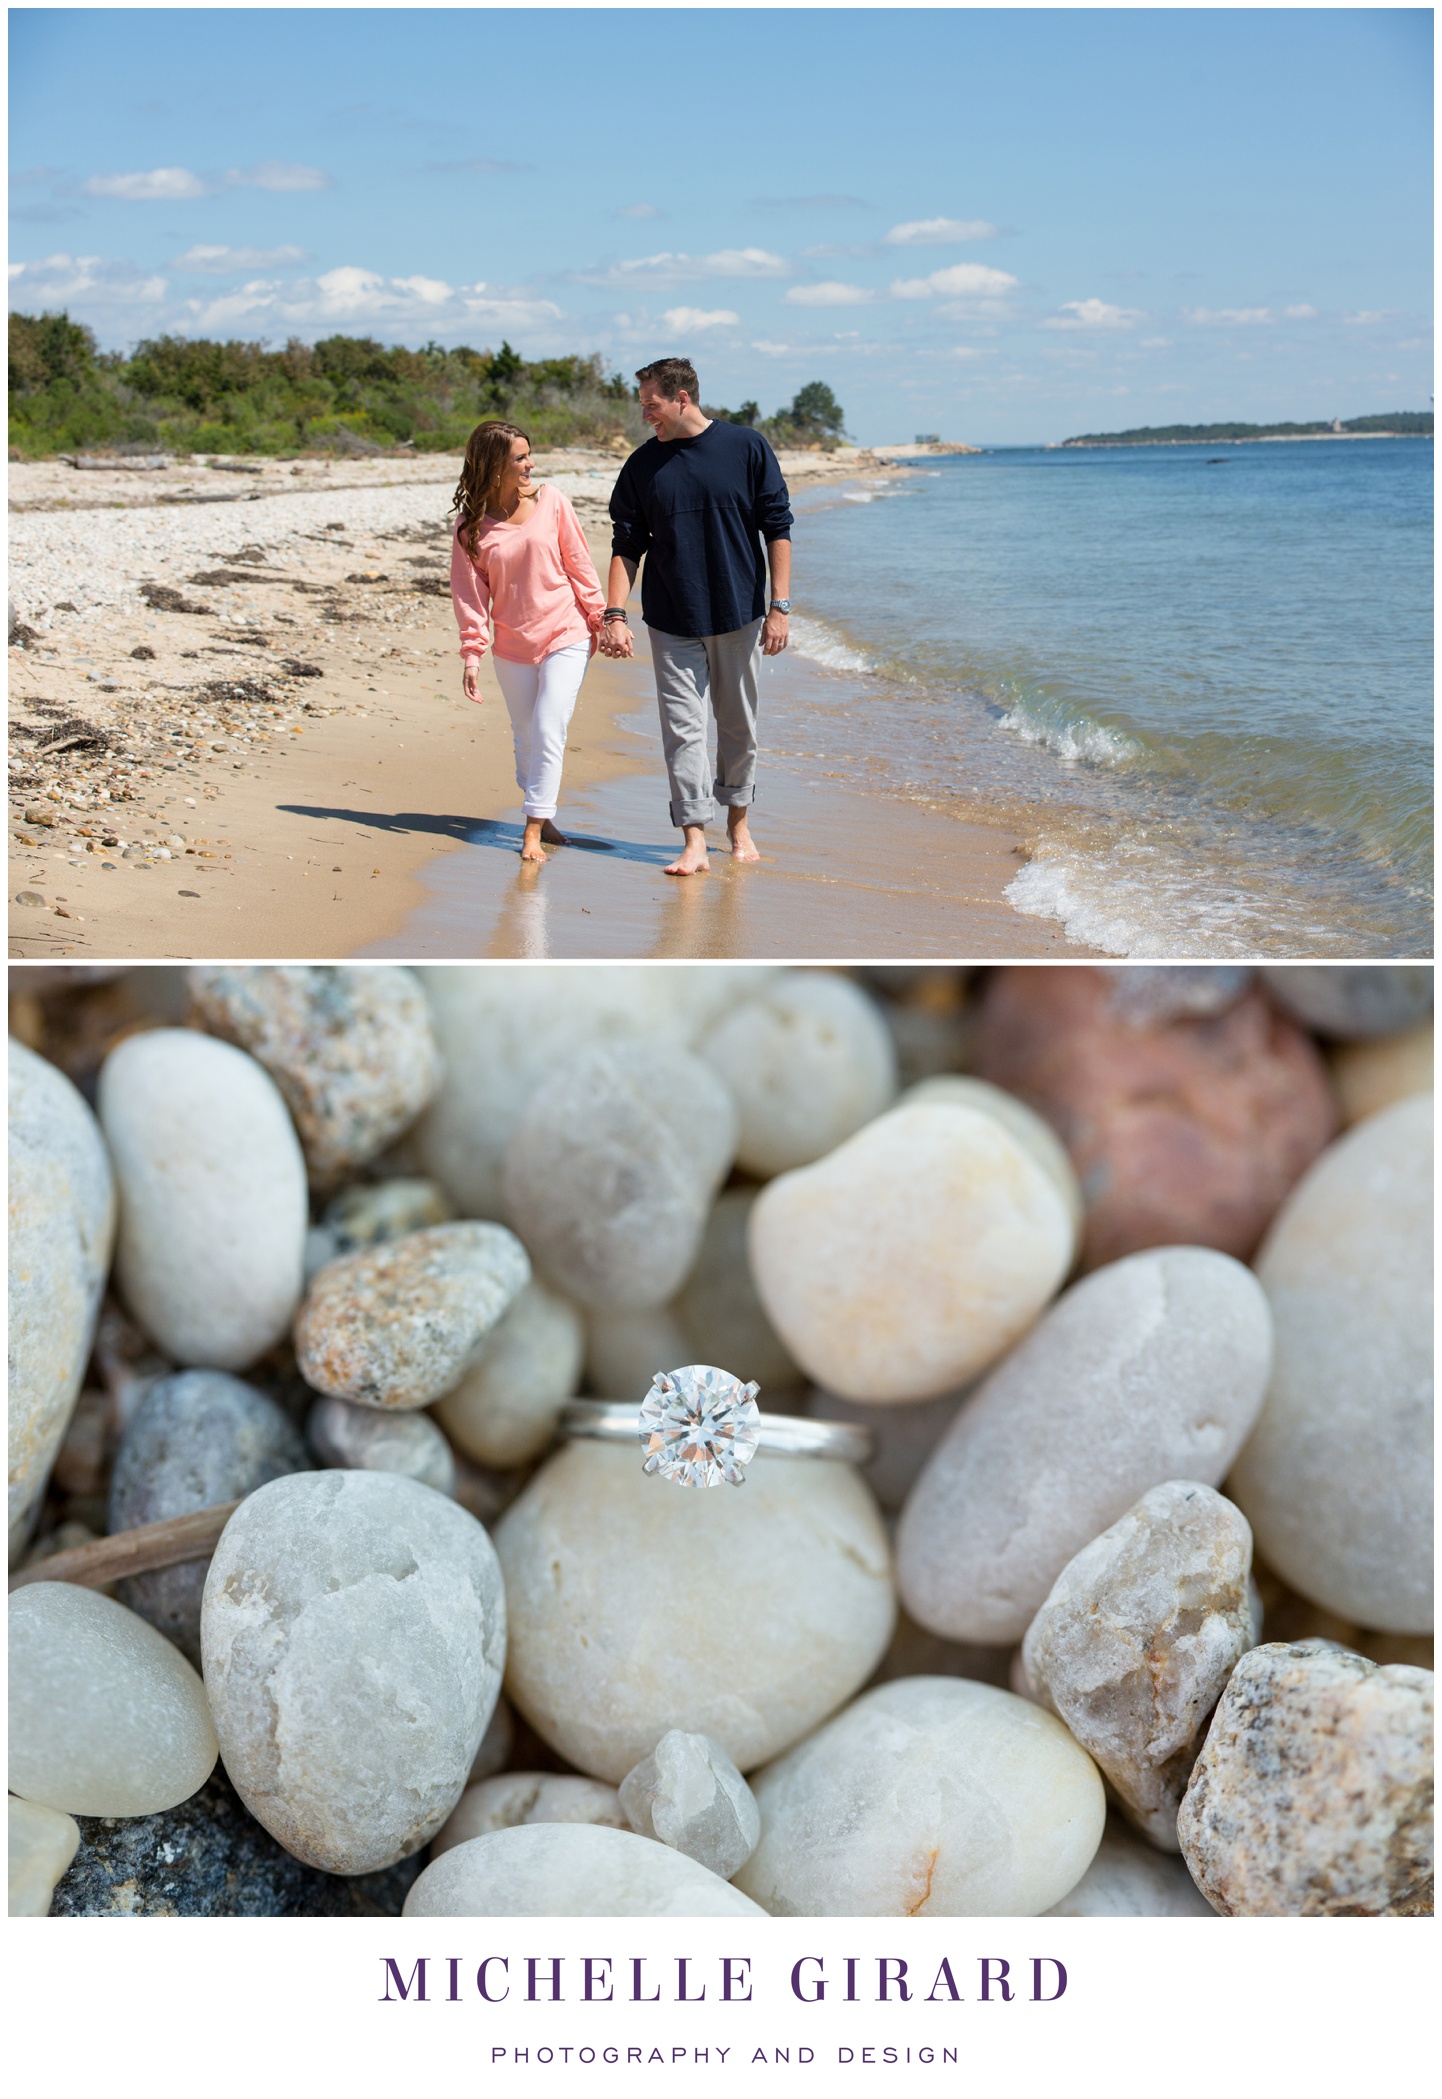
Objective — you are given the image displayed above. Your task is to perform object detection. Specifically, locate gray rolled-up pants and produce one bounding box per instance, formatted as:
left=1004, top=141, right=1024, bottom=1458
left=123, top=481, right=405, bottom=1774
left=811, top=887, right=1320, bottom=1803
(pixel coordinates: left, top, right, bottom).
left=648, top=618, right=763, bottom=829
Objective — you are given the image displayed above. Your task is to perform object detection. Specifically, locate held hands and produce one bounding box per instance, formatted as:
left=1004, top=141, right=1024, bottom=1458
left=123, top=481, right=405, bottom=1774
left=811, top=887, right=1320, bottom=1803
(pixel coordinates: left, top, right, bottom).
left=598, top=617, right=634, bottom=660
left=762, top=609, right=790, bottom=657
left=463, top=663, right=482, bottom=704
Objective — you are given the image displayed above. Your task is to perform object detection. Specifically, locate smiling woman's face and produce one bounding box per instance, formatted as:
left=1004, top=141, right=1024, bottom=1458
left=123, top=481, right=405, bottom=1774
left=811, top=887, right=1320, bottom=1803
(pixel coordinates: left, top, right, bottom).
left=500, top=436, right=533, bottom=495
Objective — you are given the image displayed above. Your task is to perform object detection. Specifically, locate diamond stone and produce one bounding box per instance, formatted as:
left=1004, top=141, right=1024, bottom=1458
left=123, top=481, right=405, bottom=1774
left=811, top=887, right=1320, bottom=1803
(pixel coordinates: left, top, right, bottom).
left=638, top=1365, right=762, bottom=1488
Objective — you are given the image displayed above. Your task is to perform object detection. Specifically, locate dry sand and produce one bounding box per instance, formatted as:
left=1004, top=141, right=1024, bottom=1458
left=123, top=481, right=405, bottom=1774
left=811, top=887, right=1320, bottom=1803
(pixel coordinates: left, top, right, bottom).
left=8, top=448, right=1085, bottom=962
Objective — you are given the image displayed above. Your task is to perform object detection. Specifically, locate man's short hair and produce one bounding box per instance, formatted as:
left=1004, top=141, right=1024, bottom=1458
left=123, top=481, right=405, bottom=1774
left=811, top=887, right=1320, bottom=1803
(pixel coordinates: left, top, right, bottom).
left=635, top=356, right=698, bottom=401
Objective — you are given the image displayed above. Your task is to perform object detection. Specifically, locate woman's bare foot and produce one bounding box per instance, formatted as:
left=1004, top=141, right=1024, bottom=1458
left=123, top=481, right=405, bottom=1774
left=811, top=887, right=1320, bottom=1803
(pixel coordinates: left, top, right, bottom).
left=727, top=810, right=761, bottom=862
left=520, top=818, right=551, bottom=864
left=664, top=824, right=710, bottom=877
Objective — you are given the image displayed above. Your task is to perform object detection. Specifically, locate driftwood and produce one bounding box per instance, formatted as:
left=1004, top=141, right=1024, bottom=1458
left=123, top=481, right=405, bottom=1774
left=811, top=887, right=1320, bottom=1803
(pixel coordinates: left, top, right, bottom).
left=66, top=454, right=174, bottom=472
left=9, top=1501, right=241, bottom=1594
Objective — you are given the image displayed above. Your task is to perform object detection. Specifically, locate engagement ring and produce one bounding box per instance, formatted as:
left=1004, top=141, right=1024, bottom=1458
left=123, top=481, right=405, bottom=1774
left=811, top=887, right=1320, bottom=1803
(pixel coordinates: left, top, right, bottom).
left=560, top=1366, right=872, bottom=1489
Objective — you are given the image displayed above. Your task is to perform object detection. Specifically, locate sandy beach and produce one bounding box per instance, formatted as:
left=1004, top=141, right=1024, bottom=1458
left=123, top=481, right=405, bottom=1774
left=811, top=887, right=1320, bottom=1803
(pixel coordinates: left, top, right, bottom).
left=8, top=448, right=1085, bottom=961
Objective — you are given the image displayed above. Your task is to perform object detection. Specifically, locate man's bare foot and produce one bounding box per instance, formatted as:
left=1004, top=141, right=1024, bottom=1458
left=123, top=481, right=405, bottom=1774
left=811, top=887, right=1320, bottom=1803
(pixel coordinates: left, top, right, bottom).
left=664, top=824, right=710, bottom=877
left=727, top=811, right=761, bottom=863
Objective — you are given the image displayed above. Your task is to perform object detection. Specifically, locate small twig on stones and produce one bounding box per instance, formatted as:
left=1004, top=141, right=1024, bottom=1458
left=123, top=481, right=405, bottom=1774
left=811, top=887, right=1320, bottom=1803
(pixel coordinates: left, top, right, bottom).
left=8, top=1500, right=241, bottom=1593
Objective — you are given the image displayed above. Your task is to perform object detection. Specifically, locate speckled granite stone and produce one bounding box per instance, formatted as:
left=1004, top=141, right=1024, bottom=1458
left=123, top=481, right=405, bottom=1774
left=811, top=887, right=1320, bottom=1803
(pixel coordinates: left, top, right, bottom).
left=49, top=1765, right=423, bottom=1916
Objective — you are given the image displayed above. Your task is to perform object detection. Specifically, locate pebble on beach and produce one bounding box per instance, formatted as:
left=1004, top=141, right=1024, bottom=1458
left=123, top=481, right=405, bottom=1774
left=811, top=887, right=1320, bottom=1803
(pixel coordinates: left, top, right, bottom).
left=748, top=1098, right=1075, bottom=1404
left=404, top=1821, right=768, bottom=1917
left=430, top=1773, right=626, bottom=1857
left=701, top=969, right=898, bottom=1177
left=10, top=1581, right=218, bottom=1817
left=972, top=968, right=1337, bottom=1269
left=49, top=1765, right=423, bottom=1917
left=674, top=1189, right=803, bottom=1394
left=98, top=1027, right=308, bottom=1371
left=9, top=1797, right=81, bottom=1917
left=619, top=1729, right=761, bottom=1880
left=108, top=1370, right=307, bottom=1664
left=1330, top=1017, right=1433, bottom=1128
left=904, top=1074, right=1084, bottom=1235
left=585, top=1304, right=691, bottom=1400
left=1228, top=1094, right=1433, bottom=1634
left=201, top=1470, right=506, bottom=1874
left=189, top=964, right=441, bottom=1187
left=414, top=965, right=774, bottom=1221
left=494, top=1441, right=894, bottom=1783
left=433, top=1278, right=585, bottom=1469
left=503, top=1042, right=737, bottom=1311
left=1261, top=964, right=1434, bottom=1041
left=897, top=1247, right=1273, bottom=1644
left=734, top=1676, right=1105, bottom=1917
left=294, top=1221, right=530, bottom=1410
left=1042, top=1816, right=1215, bottom=1917
left=307, top=1392, right=456, bottom=1495
left=1177, top=1642, right=1433, bottom=1916
left=8, top=1039, right=116, bottom=1561
left=325, top=1176, right=452, bottom=1250
left=807, top=1385, right=969, bottom=1515
left=1021, top=1480, right=1257, bottom=1848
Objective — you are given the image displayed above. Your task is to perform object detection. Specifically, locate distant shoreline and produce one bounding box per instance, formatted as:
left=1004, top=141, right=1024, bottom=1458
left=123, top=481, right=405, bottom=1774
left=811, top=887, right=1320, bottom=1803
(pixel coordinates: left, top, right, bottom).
left=1057, top=431, right=1430, bottom=450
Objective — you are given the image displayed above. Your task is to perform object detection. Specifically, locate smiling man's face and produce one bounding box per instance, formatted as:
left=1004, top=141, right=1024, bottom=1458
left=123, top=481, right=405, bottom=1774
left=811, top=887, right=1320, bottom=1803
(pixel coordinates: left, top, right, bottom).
left=639, top=380, right=693, bottom=441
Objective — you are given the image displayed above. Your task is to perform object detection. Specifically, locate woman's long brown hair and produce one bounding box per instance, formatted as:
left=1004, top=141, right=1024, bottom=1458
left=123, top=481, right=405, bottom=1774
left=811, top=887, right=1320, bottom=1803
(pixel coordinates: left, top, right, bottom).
left=452, top=419, right=532, bottom=557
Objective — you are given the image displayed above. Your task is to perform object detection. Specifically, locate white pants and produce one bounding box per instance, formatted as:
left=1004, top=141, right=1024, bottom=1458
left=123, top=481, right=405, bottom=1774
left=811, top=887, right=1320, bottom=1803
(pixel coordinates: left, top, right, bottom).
left=492, top=640, right=590, bottom=820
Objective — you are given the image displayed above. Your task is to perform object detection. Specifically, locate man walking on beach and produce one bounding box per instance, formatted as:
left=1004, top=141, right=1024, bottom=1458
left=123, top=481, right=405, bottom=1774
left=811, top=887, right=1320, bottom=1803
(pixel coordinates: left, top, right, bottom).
left=600, top=357, right=792, bottom=875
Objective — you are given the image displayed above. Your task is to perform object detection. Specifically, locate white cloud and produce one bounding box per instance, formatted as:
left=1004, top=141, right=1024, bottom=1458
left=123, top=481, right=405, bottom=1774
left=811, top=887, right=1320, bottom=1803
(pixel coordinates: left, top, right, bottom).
left=1284, top=304, right=1319, bottom=319
left=179, top=264, right=561, bottom=335
left=84, top=166, right=209, bottom=201
left=1139, top=336, right=1171, bottom=348
left=885, top=217, right=998, bottom=246
left=172, top=244, right=308, bottom=273
left=784, top=281, right=875, bottom=307
left=1042, top=297, right=1144, bottom=331
left=890, top=262, right=1018, bottom=300
left=461, top=293, right=566, bottom=328
left=751, top=340, right=793, bottom=356
left=1342, top=309, right=1386, bottom=324
left=662, top=306, right=739, bottom=331
left=578, top=247, right=787, bottom=287
left=614, top=202, right=661, bottom=220
left=9, top=252, right=167, bottom=304
left=1186, top=307, right=1273, bottom=325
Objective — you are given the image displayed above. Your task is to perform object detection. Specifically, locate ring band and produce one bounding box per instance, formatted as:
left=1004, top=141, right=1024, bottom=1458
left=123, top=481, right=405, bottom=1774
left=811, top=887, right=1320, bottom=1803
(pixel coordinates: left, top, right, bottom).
left=561, top=1400, right=872, bottom=1466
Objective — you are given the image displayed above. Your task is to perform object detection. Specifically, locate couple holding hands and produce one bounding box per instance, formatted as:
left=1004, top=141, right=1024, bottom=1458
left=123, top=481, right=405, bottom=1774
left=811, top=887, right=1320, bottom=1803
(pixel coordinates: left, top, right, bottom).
left=449, top=355, right=793, bottom=874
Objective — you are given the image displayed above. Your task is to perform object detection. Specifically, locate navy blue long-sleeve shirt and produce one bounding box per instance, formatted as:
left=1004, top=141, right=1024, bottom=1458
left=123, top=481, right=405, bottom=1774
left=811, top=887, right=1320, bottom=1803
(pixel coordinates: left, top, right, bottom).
left=609, top=420, right=793, bottom=639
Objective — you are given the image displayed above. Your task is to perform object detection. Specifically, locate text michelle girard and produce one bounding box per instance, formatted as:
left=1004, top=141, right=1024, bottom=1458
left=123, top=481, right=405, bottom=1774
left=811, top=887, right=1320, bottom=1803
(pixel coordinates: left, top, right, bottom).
left=378, top=1953, right=1069, bottom=2006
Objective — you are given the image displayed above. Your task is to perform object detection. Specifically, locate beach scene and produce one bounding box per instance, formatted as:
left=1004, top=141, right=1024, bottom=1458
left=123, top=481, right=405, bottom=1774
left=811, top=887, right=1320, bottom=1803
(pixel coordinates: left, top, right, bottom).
left=8, top=6, right=1433, bottom=961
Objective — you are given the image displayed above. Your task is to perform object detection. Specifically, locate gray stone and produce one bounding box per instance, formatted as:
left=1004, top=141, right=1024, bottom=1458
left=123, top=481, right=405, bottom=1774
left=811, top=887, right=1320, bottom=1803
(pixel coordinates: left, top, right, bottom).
left=189, top=964, right=441, bottom=1186
left=201, top=1470, right=506, bottom=1873
left=503, top=1043, right=736, bottom=1311
left=434, top=1279, right=585, bottom=1468
left=494, top=1440, right=894, bottom=1783
left=619, top=1729, right=761, bottom=1879
left=108, top=1370, right=307, bottom=1664
left=98, top=1028, right=308, bottom=1372
left=415, top=966, right=775, bottom=1221
left=1100, top=967, right=1254, bottom=1025
left=1021, top=1481, right=1256, bottom=1848
left=1229, top=1095, right=1432, bottom=1634
left=1262, top=965, right=1433, bottom=1041
left=324, top=1176, right=452, bottom=1250
left=701, top=969, right=898, bottom=1177
left=432, top=1773, right=626, bottom=1856
left=898, top=1247, right=1272, bottom=1644
left=8, top=1040, right=115, bottom=1561
left=404, top=1822, right=767, bottom=1917
left=1177, top=1642, right=1433, bottom=1915
left=808, top=1385, right=968, bottom=1514
left=50, top=1765, right=423, bottom=1916
left=306, top=1393, right=455, bottom=1495
left=294, top=1221, right=530, bottom=1410
left=734, top=1676, right=1105, bottom=1917
left=749, top=1098, right=1076, bottom=1403
left=584, top=1304, right=691, bottom=1400
left=468, top=1696, right=514, bottom=1783
left=1043, top=1817, right=1215, bottom=1916
left=10, top=1582, right=217, bottom=1817
left=675, top=1189, right=802, bottom=1393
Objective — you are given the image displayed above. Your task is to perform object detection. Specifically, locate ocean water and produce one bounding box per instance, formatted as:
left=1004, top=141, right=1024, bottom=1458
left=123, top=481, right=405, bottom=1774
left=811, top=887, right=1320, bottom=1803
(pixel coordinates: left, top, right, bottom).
left=781, top=439, right=1432, bottom=956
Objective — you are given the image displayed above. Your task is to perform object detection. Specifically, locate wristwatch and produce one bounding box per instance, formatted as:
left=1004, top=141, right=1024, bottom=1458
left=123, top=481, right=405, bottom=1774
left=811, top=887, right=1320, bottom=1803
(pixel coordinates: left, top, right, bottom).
left=769, top=598, right=791, bottom=613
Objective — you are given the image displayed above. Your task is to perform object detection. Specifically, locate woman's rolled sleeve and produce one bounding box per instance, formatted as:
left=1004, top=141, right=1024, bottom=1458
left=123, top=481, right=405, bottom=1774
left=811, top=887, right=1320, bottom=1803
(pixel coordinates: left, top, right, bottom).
left=450, top=530, right=492, bottom=663
left=556, top=494, right=608, bottom=629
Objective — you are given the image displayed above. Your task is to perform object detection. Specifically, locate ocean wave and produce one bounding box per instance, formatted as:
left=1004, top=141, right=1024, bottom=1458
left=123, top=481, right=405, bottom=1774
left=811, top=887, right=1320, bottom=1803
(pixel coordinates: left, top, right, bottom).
left=1006, top=847, right=1339, bottom=959
left=998, top=695, right=1144, bottom=769
left=787, top=614, right=875, bottom=674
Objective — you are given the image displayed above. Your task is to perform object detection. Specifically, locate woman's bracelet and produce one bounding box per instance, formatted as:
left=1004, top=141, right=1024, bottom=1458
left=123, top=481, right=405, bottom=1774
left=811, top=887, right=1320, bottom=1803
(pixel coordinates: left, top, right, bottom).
left=602, top=608, right=630, bottom=624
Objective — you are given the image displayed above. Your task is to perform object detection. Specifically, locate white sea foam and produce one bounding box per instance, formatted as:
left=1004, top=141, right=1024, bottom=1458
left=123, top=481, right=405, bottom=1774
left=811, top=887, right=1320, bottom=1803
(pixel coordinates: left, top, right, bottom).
left=1000, top=701, right=1143, bottom=769
left=1007, top=848, right=1331, bottom=959
left=787, top=614, right=874, bottom=674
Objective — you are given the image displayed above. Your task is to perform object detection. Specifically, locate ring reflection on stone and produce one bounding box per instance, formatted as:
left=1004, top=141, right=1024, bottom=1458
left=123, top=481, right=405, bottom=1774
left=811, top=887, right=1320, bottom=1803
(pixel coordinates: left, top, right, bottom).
left=559, top=1367, right=873, bottom=1489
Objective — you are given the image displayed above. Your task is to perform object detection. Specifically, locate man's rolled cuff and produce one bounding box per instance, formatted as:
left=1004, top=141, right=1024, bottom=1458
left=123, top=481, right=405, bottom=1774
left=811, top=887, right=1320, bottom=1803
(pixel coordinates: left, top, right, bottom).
left=669, top=795, right=716, bottom=829
left=712, top=782, right=756, bottom=808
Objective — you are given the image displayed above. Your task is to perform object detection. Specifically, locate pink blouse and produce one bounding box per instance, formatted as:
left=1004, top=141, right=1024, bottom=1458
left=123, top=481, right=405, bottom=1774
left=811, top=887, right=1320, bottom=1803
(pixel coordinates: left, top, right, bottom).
left=450, top=483, right=606, bottom=666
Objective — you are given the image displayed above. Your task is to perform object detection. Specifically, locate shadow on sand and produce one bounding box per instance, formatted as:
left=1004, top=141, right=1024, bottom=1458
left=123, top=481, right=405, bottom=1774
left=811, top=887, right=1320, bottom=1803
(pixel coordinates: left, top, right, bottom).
left=277, top=804, right=676, bottom=868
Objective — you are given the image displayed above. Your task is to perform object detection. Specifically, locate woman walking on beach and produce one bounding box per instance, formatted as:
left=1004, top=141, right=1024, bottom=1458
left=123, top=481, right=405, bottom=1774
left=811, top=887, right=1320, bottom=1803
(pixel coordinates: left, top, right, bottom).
left=451, top=420, right=606, bottom=862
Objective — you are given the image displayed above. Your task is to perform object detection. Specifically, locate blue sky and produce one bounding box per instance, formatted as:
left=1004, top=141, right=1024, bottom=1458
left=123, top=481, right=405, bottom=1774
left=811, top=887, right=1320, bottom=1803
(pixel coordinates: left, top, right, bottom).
left=9, top=7, right=1433, bottom=443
